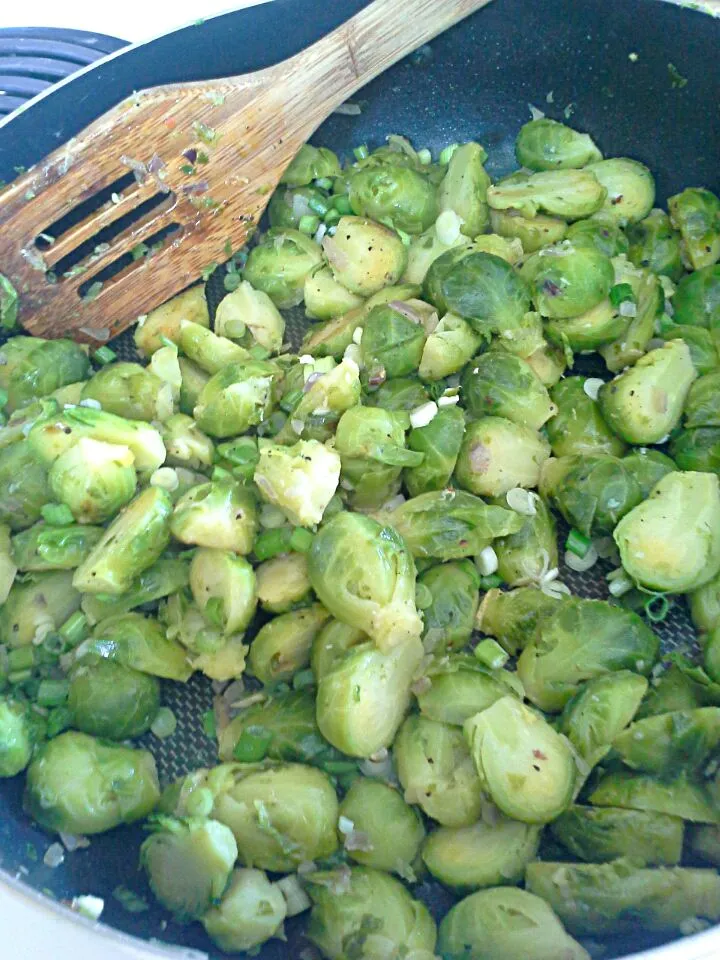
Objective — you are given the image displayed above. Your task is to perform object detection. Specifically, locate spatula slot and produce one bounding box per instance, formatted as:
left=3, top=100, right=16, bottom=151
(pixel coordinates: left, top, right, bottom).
left=34, top=171, right=137, bottom=247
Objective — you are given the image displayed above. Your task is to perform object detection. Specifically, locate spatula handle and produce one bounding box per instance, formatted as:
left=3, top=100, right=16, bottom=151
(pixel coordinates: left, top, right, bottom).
left=272, top=0, right=493, bottom=141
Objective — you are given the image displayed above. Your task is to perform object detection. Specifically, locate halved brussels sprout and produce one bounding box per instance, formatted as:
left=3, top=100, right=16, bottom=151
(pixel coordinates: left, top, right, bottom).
left=545, top=297, right=627, bottom=351
left=683, top=370, right=720, bottom=429
left=49, top=437, right=137, bottom=524
left=475, top=586, right=561, bottom=657
left=254, top=439, right=340, bottom=527
left=323, top=216, right=408, bottom=296
left=348, top=164, right=438, bottom=234
left=68, top=659, right=160, bottom=740
left=464, top=696, right=574, bottom=823
left=317, top=637, right=422, bottom=757
left=189, top=549, right=256, bottom=636
left=80, top=558, right=189, bottom=625
left=81, top=362, right=174, bottom=422
left=589, top=770, right=720, bottom=823
left=586, top=158, right=655, bottom=224
left=86, top=611, right=191, bottom=681
left=521, top=243, right=614, bottom=319
left=438, top=887, right=590, bottom=960
left=360, top=303, right=427, bottom=379
left=403, top=224, right=468, bottom=285
left=338, top=778, right=425, bottom=874
left=255, top=552, right=311, bottom=614
left=310, top=618, right=366, bottom=682
left=417, top=654, right=522, bottom=725
left=141, top=815, right=238, bottom=921
left=306, top=866, right=437, bottom=960
left=623, top=448, right=676, bottom=499
left=161, top=414, right=214, bottom=471
left=552, top=805, right=683, bottom=866
left=515, top=118, right=602, bottom=171
left=248, top=603, right=330, bottom=686
left=546, top=377, right=626, bottom=457
left=178, top=357, right=211, bottom=416
left=178, top=320, right=250, bottom=374
left=690, top=570, right=720, bottom=634
left=540, top=454, right=642, bottom=536
left=171, top=477, right=257, bottom=554
left=404, top=404, right=466, bottom=497
left=455, top=416, right=550, bottom=497
left=0, top=570, right=81, bottom=647
left=11, top=522, right=102, bottom=571
left=281, top=144, right=340, bottom=186
left=0, top=698, right=45, bottom=777
left=419, top=312, right=482, bottom=381
left=691, top=825, right=720, bottom=867
left=423, top=817, right=540, bottom=891
left=202, top=868, right=286, bottom=953
left=613, top=471, right=720, bottom=593
left=437, top=142, right=491, bottom=237
left=671, top=264, right=720, bottom=329
left=134, top=285, right=208, bottom=357
left=461, top=353, right=556, bottom=431
left=0, top=337, right=89, bottom=414
left=668, top=187, right=720, bottom=270
left=566, top=216, right=629, bottom=257
left=243, top=228, right=323, bottom=307
left=308, top=511, right=422, bottom=652
left=193, top=360, right=281, bottom=439
left=517, top=598, right=659, bottom=712
left=613, top=707, right=720, bottom=778
left=418, top=561, right=480, bottom=654
left=493, top=493, right=557, bottom=587
left=304, top=265, right=365, bottom=321
left=490, top=208, right=568, bottom=253
left=526, top=859, right=720, bottom=936
left=24, top=731, right=159, bottom=834
left=670, top=425, right=720, bottom=474
left=487, top=168, right=606, bottom=220
left=627, top=208, right=684, bottom=280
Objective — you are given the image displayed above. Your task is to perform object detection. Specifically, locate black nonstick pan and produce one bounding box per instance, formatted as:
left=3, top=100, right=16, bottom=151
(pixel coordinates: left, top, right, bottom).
left=0, top=1, right=719, bottom=958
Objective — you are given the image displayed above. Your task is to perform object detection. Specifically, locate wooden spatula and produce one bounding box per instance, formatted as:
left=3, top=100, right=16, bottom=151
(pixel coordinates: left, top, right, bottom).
left=0, top=0, right=491, bottom=343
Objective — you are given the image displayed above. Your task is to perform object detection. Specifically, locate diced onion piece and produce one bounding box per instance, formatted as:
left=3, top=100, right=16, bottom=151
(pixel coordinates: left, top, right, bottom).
left=435, top=209, right=464, bottom=246
left=437, top=394, right=460, bottom=407
left=564, top=544, right=599, bottom=572
left=275, top=875, right=312, bottom=917
left=607, top=567, right=634, bottom=597
left=79, top=398, right=102, bottom=410
left=71, top=895, right=104, bottom=921
left=59, top=832, right=90, bottom=852
left=44, top=843, right=65, bottom=868
left=476, top=546, right=499, bottom=577
left=299, top=354, right=314, bottom=365
left=343, top=343, right=363, bottom=367
left=150, top=707, right=177, bottom=739
left=337, top=816, right=355, bottom=835
left=259, top=503, right=288, bottom=529
left=409, top=401, right=438, bottom=429
left=352, top=326, right=363, bottom=345
left=583, top=378, right=605, bottom=400
left=540, top=579, right=571, bottom=599
left=150, top=467, right=179, bottom=491
left=619, top=300, right=638, bottom=317
left=506, top=487, right=538, bottom=516
left=528, top=103, right=546, bottom=120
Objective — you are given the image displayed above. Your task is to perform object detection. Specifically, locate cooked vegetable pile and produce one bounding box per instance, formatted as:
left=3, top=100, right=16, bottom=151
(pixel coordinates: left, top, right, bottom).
left=2, top=116, right=720, bottom=959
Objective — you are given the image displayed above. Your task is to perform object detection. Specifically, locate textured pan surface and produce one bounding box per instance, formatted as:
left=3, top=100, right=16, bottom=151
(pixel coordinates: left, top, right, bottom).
left=0, top=0, right=718, bottom=957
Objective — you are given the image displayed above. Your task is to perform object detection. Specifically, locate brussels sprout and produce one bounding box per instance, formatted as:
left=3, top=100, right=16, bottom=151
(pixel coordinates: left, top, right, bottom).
left=81, top=558, right=189, bottom=626
left=559, top=671, right=648, bottom=771
left=214, top=279, right=286, bottom=353
left=614, top=471, right=720, bottom=593
left=627, top=208, right=684, bottom=280
left=248, top=604, right=330, bottom=686
left=437, top=886, right=590, bottom=960
left=68, top=659, right=160, bottom=740
left=455, top=417, right=550, bottom=498
left=423, top=817, right=540, bottom=892
left=418, top=561, right=480, bottom=654
left=672, top=264, right=720, bottom=328
left=338, top=778, right=425, bottom=873
left=377, top=490, right=523, bottom=561
left=436, top=142, right=491, bottom=237
left=190, top=634, right=248, bottom=683
left=417, top=654, right=522, bottom=726
left=487, top=168, right=606, bottom=220
left=636, top=657, right=720, bottom=719
left=218, top=690, right=343, bottom=768
left=493, top=494, right=557, bottom=587
left=29, top=405, right=166, bottom=473
left=171, top=477, right=257, bottom=554
left=304, top=265, right=365, bottom=320
left=683, top=370, right=720, bottom=429
left=403, top=223, right=469, bottom=284
left=623, top=448, right=677, bottom=499
left=308, top=511, right=422, bottom=652
left=243, top=228, right=323, bottom=308
left=81, top=362, right=174, bottom=423
left=348, top=164, right=438, bottom=234
left=212, top=762, right=339, bottom=871
left=424, top=248, right=531, bottom=337
left=599, top=339, right=696, bottom=443
left=589, top=770, right=720, bottom=823
left=599, top=258, right=663, bottom=372
left=476, top=586, right=561, bottom=657
left=668, top=187, right=720, bottom=270
left=517, top=598, right=659, bottom=712
left=527, top=343, right=570, bottom=388
left=585, top=158, right=655, bottom=224
left=255, top=553, right=311, bottom=614
left=323, top=216, right=407, bottom=296
left=658, top=320, right=719, bottom=376
left=0, top=337, right=89, bottom=414
left=464, top=696, right=574, bottom=823
left=11, top=522, right=103, bottom=571
left=461, top=353, right=556, bottom=431
left=552, top=805, right=683, bottom=866
left=310, top=618, right=366, bottom=682
left=521, top=243, right=614, bottom=319
left=193, top=360, right=281, bottom=439
left=0, top=698, right=44, bottom=777
left=565, top=216, right=630, bottom=257
left=178, top=357, right=211, bottom=416
left=613, top=707, right=720, bottom=778
left=202, top=868, right=287, bottom=953
left=276, top=357, right=362, bottom=444
left=395, top=714, right=483, bottom=826
left=189, top=549, right=256, bottom=635
left=134, top=285, right=209, bottom=357
left=160, top=414, right=214, bottom=471
left=670, top=425, right=720, bottom=473
left=73, top=487, right=172, bottom=595
left=85, top=611, right=191, bottom=681
left=490, top=208, right=568, bottom=253
left=367, top=377, right=430, bottom=414
left=300, top=307, right=366, bottom=359
left=546, top=377, right=626, bottom=457
left=545, top=297, right=627, bottom=351
left=254, top=439, right=340, bottom=527
left=419, top=312, right=482, bottom=381
left=307, top=866, right=437, bottom=960
left=540, top=454, right=642, bottom=536
left=24, top=731, right=159, bottom=834
left=0, top=440, right=52, bottom=531
left=404, top=404, right=465, bottom=497
left=48, top=437, right=137, bottom=524
left=690, top=570, right=720, bottom=634
left=178, top=320, right=250, bottom=374
left=141, top=815, right=238, bottom=921
left=0, top=570, right=81, bottom=648
left=281, top=143, right=340, bottom=186
left=360, top=303, right=427, bottom=379
left=269, top=183, right=329, bottom=229
left=705, top=625, right=720, bottom=683
left=526, top=859, right=720, bottom=936
left=515, top=118, right=602, bottom=171
left=0, top=397, right=61, bottom=453
left=317, top=638, right=422, bottom=757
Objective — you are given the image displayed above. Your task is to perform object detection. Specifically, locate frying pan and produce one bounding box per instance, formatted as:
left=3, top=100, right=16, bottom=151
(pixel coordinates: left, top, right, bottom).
left=1, top=1, right=719, bottom=958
